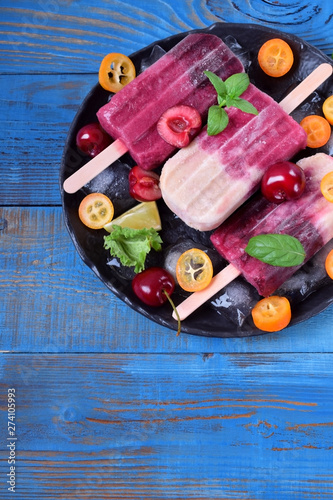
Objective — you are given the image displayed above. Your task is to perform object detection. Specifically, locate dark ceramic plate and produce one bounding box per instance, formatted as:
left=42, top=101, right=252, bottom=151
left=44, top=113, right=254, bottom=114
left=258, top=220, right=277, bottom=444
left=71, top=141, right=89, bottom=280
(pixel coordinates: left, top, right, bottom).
left=60, top=22, right=333, bottom=338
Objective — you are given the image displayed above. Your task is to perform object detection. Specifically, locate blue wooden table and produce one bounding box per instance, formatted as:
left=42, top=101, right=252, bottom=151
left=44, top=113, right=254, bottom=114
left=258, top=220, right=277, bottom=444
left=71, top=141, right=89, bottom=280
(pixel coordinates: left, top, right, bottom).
left=1, top=1, right=333, bottom=499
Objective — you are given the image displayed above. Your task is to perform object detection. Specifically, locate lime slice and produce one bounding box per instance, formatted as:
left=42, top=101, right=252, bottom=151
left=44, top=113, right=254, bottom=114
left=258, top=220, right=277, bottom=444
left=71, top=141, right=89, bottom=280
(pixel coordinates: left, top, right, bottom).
left=104, top=201, right=162, bottom=232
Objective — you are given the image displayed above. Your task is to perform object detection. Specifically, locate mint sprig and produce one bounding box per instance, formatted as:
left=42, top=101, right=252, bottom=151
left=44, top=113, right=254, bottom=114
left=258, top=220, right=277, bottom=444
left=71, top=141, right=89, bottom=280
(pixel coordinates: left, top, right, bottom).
left=245, top=234, right=306, bottom=267
left=204, top=71, right=258, bottom=136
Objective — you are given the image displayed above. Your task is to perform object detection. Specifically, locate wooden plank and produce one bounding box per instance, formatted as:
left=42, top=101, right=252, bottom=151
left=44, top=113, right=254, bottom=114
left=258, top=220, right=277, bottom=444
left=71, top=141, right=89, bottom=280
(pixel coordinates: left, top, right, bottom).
left=0, top=0, right=332, bottom=75
left=1, top=206, right=333, bottom=353
left=206, top=0, right=333, bottom=57
left=1, top=353, right=333, bottom=499
left=0, top=0, right=217, bottom=74
left=0, top=74, right=95, bottom=206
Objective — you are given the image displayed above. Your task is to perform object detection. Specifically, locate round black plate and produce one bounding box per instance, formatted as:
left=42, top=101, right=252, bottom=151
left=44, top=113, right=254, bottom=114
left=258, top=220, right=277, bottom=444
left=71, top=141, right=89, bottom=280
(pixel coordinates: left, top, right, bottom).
left=60, top=22, right=333, bottom=338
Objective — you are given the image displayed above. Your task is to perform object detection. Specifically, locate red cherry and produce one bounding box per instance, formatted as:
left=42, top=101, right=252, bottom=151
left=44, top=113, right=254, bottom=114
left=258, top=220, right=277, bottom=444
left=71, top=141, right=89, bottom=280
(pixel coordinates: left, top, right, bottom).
left=157, top=105, right=202, bottom=148
left=128, top=166, right=162, bottom=201
left=132, top=267, right=175, bottom=307
left=76, top=123, right=111, bottom=157
left=261, top=161, right=306, bottom=203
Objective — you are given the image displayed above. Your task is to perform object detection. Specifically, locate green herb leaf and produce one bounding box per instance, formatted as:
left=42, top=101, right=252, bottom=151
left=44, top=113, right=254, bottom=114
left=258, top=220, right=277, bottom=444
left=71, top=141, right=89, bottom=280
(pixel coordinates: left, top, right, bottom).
left=225, top=73, right=250, bottom=98
left=226, top=96, right=259, bottom=115
left=204, top=70, right=227, bottom=97
left=206, top=106, right=229, bottom=136
left=104, top=225, right=162, bottom=273
left=245, top=234, right=306, bottom=267
left=204, top=70, right=258, bottom=136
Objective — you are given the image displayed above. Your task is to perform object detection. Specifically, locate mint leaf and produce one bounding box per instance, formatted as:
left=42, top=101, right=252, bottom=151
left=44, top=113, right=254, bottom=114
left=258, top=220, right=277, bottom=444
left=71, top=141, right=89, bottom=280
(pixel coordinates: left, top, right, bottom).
left=226, top=96, right=259, bottom=115
left=206, top=106, right=229, bottom=136
left=204, top=70, right=227, bottom=97
left=204, top=70, right=258, bottom=136
left=104, top=225, right=162, bottom=273
left=225, top=73, right=250, bottom=98
left=245, top=234, right=306, bottom=267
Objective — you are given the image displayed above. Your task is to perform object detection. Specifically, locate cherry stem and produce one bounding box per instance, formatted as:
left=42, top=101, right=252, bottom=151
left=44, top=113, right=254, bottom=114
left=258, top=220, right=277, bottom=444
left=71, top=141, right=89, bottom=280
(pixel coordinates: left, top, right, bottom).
left=163, top=289, right=181, bottom=336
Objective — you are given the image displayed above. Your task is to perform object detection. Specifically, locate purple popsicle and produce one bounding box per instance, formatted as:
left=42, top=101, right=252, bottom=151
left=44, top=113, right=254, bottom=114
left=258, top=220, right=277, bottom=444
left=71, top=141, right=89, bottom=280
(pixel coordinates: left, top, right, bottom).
left=97, top=33, right=244, bottom=170
left=172, top=153, right=333, bottom=322
left=211, top=153, right=333, bottom=297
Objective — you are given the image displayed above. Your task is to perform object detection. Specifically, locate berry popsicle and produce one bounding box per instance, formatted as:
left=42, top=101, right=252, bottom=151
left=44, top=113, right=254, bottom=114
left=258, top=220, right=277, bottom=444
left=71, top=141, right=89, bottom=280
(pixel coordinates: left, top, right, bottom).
left=173, top=153, right=333, bottom=321
left=160, top=64, right=332, bottom=231
left=63, top=33, right=244, bottom=194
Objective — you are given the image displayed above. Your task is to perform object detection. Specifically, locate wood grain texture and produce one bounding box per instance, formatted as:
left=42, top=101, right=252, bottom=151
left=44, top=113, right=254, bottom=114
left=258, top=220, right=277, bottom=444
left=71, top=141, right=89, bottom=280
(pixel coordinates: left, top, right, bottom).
left=1, top=206, right=333, bottom=353
left=1, top=2, right=333, bottom=498
left=0, top=0, right=332, bottom=75
left=0, top=73, right=95, bottom=205
left=1, top=353, right=333, bottom=499
left=0, top=0, right=217, bottom=73
left=206, top=0, right=333, bottom=57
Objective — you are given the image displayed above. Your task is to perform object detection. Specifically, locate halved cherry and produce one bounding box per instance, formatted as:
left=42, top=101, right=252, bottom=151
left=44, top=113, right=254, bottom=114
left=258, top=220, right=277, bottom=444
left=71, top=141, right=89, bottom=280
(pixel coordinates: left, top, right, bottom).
left=128, top=166, right=162, bottom=202
left=157, top=105, right=202, bottom=148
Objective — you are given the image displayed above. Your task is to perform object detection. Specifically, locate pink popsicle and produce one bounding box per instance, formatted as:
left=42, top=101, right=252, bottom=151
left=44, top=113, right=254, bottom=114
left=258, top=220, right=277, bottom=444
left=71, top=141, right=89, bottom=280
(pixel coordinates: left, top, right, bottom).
left=64, top=33, right=244, bottom=193
left=211, top=153, right=333, bottom=297
left=173, top=153, right=333, bottom=321
left=97, top=33, right=244, bottom=170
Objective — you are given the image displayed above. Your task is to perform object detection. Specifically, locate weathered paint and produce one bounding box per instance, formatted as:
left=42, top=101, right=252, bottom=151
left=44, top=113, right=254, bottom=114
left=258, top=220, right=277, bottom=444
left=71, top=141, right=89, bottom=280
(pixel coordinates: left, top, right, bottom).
left=1, top=1, right=333, bottom=498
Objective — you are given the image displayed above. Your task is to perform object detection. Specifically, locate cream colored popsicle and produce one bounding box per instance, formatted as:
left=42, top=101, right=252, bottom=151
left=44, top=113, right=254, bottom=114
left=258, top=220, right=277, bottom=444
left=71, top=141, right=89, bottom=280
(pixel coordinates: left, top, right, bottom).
left=161, top=63, right=332, bottom=231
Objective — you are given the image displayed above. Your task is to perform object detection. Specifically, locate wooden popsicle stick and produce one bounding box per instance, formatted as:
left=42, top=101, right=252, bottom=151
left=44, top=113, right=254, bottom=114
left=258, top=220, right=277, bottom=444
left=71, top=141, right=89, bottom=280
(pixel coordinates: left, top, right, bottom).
left=173, top=63, right=333, bottom=322
left=279, top=63, right=332, bottom=114
left=173, top=264, right=241, bottom=321
left=63, top=139, right=128, bottom=193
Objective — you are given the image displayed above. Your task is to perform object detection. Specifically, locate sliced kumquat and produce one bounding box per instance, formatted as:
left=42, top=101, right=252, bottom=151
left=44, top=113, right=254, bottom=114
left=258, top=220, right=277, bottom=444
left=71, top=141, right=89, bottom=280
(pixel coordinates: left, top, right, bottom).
left=320, top=171, right=333, bottom=203
left=258, top=38, right=294, bottom=77
left=99, top=53, right=136, bottom=92
left=251, top=296, right=291, bottom=332
left=176, top=248, right=213, bottom=292
left=300, top=115, right=331, bottom=148
left=322, top=95, right=333, bottom=125
left=79, top=193, right=114, bottom=229
left=325, top=249, right=333, bottom=280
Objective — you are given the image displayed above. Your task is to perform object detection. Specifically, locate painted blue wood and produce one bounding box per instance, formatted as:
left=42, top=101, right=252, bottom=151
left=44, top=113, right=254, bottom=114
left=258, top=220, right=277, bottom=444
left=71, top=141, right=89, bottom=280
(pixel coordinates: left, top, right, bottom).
left=0, top=0, right=332, bottom=75
left=1, top=353, right=333, bottom=499
left=206, top=0, right=333, bottom=56
left=1, top=2, right=333, bottom=498
left=0, top=73, right=95, bottom=205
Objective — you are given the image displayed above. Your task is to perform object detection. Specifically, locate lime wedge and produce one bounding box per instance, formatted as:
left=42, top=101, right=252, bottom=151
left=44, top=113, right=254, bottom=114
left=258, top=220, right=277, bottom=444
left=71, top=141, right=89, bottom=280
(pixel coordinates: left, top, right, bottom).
left=104, top=201, right=162, bottom=232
